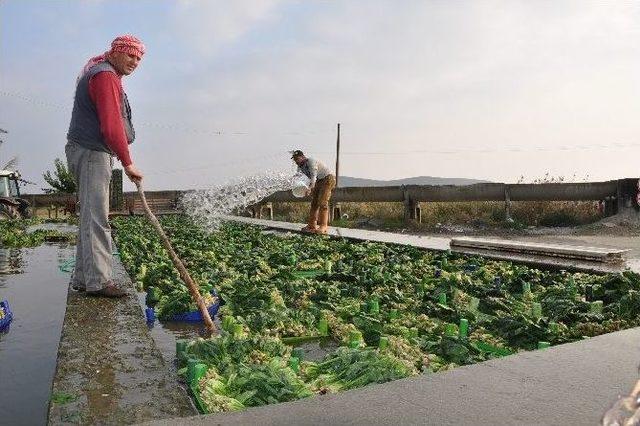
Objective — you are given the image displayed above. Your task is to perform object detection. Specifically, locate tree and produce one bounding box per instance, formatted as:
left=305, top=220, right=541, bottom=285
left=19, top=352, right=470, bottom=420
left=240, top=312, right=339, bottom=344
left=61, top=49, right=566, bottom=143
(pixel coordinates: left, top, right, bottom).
left=43, top=158, right=76, bottom=194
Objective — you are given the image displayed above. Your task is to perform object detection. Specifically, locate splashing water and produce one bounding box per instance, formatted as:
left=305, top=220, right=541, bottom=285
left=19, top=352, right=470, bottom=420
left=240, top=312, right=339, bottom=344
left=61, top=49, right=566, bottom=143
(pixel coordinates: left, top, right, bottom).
left=180, top=171, right=295, bottom=231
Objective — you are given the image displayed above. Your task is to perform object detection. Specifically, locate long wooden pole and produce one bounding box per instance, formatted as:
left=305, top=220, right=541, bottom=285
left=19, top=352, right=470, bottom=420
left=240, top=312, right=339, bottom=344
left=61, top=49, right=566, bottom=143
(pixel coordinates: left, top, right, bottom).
left=335, top=123, right=341, bottom=187
left=135, top=181, right=216, bottom=336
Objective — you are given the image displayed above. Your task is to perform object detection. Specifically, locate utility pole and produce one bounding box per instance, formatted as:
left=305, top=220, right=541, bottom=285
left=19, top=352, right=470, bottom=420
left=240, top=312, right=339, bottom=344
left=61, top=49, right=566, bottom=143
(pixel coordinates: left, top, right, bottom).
left=331, top=123, right=342, bottom=223
left=335, top=123, right=340, bottom=187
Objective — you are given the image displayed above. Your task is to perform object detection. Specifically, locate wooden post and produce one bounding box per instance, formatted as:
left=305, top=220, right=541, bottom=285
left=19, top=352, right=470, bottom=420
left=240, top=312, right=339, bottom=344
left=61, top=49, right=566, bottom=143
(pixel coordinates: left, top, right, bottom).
left=604, top=196, right=616, bottom=217
left=615, top=178, right=638, bottom=213
left=263, top=202, right=274, bottom=220
left=404, top=199, right=421, bottom=223
left=403, top=188, right=413, bottom=223
left=504, top=186, right=513, bottom=222
left=255, top=204, right=263, bottom=219
left=331, top=202, right=342, bottom=222
left=335, top=123, right=341, bottom=188
left=616, top=180, right=623, bottom=214
left=413, top=201, right=422, bottom=223
left=403, top=189, right=409, bottom=222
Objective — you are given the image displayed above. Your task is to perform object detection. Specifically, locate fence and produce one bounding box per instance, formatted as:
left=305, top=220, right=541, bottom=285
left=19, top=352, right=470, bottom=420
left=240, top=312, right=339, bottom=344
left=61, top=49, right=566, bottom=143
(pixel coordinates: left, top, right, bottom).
left=25, top=172, right=638, bottom=223
left=256, top=178, right=639, bottom=223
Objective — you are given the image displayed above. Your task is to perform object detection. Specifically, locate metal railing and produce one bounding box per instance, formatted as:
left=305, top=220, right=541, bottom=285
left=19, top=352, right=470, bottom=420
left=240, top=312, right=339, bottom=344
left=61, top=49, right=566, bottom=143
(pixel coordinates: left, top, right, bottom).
left=25, top=176, right=638, bottom=222
left=256, top=178, right=638, bottom=222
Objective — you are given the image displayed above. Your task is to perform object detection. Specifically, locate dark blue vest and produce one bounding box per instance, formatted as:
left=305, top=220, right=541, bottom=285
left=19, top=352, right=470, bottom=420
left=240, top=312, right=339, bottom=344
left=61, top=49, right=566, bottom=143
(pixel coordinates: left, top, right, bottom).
left=67, top=61, right=135, bottom=153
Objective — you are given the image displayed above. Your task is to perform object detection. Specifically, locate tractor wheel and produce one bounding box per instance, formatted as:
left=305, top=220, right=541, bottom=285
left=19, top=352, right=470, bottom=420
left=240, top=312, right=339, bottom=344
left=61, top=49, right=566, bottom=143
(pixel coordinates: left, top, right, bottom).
left=0, top=204, right=19, bottom=220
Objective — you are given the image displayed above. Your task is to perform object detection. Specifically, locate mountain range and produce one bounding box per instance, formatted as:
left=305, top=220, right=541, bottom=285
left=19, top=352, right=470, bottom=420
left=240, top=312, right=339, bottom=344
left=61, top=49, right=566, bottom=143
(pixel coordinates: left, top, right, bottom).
left=337, top=176, right=490, bottom=187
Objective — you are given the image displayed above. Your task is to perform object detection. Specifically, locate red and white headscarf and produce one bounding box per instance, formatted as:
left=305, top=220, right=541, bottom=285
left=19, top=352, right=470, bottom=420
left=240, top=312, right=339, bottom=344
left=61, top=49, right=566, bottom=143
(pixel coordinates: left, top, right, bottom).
left=78, top=35, right=146, bottom=78
left=110, top=35, right=145, bottom=58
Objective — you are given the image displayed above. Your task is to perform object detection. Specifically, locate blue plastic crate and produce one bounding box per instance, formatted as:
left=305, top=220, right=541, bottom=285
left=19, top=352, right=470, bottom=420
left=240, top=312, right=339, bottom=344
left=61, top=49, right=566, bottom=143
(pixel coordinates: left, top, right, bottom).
left=0, top=299, right=13, bottom=331
left=168, top=289, right=221, bottom=322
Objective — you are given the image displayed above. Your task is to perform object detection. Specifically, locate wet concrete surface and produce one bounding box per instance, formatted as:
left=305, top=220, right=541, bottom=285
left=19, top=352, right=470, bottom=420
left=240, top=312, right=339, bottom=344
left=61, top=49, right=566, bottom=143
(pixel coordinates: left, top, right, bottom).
left=48, top=254, right=196, bottom=425
left=0, top=244, right=75, bottom=426
left=514, top=234, right=640, bottom=260
left=457, top=234, right=640, bottom=275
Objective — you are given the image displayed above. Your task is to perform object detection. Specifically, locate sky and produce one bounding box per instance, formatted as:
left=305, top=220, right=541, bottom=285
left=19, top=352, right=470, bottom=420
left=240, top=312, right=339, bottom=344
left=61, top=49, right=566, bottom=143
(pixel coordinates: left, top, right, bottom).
left=1, top=0, right=640, bottom=192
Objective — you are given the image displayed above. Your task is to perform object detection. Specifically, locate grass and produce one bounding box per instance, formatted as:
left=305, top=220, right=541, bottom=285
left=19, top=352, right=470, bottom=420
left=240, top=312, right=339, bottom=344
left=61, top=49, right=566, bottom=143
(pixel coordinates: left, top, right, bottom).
left=272, top=200, right=602, bottom=230
left=50, top=391, right=78, bottom=405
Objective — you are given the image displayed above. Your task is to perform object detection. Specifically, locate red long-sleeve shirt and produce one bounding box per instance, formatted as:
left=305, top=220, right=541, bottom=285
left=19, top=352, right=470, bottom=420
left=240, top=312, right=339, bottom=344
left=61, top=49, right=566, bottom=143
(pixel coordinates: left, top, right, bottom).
left=88, top=72, right=133, bottom=167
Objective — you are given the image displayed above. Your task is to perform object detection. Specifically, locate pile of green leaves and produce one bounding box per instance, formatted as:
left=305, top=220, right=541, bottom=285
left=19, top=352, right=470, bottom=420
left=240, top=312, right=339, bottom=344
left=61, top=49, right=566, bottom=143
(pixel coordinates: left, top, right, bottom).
left=184, top=334, right=311, bottom=411
left=200, top=358, right=312, bottom=410
left=112, top=214, right=640, bottom=412
left=184, top=334, right=411, bottom=412
left=303, top=347, right=413, bottom=392
left=0, top=218, right=76, bottom=247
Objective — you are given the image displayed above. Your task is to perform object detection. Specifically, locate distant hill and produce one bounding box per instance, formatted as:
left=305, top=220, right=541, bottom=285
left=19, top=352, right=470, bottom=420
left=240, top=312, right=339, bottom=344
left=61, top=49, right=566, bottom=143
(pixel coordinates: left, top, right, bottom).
left=338, top=176, right=490, bottom=187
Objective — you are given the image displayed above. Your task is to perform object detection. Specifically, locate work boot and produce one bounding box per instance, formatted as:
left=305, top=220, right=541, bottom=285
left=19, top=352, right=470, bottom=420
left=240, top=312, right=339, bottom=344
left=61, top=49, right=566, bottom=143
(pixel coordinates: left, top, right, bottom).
left=70, top=271, right=85, bottom=292
left=71, top=282, right=86, bottom=292
left=87, top=282, right=127, bottom=298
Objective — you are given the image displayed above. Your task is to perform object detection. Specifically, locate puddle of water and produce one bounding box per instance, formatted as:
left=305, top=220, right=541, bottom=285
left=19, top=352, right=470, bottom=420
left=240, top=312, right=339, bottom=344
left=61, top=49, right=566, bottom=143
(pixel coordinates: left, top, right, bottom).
left=295, top=338, right=340, bottom=362
left=134, top=292, right=211, bottom=366
left=26, top=222, right=77, bottom=234
left=0, top=243, right=75, bottom=426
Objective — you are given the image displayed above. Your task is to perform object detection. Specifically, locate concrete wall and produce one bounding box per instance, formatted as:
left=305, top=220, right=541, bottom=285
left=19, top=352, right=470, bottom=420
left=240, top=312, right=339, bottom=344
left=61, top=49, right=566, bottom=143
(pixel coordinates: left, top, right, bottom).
left=507, top=181, right=618, bottom=202
left=24, top=178, right=638, bottom=218
left=262, top=179, right=634, bottom=204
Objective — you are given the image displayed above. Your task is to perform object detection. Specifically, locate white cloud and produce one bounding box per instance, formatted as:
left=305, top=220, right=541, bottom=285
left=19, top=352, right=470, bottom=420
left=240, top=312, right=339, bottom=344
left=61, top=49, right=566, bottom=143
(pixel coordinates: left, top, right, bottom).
left=152, top=1, right=640, bottom=185
left=171, top=0, right=287, bottom=56
left=4, top=1, right=640, bottom=190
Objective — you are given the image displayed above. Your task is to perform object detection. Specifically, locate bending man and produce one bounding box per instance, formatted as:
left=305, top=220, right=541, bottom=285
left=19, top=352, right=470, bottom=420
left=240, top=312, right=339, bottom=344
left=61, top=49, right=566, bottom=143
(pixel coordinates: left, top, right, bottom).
left=66, top=35, right=145, bottom=298
left=291, top=150, right=336, bottom=234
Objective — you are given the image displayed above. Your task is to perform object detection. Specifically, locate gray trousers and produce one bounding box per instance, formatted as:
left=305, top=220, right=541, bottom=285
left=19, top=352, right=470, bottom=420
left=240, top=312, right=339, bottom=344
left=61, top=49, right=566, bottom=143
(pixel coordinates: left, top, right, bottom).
left=65, top=141, right=113, bottom=291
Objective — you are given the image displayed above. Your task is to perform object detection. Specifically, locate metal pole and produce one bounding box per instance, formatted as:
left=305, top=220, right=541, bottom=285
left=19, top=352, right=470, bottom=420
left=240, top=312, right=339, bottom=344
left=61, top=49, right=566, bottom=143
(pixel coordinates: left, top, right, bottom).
left=335, top=123, right=340, bottom=187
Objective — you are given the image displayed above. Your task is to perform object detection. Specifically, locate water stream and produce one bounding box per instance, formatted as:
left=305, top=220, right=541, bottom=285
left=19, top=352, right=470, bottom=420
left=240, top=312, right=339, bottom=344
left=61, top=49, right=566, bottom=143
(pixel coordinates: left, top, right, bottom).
left=180, top=171, right=295, bottom=231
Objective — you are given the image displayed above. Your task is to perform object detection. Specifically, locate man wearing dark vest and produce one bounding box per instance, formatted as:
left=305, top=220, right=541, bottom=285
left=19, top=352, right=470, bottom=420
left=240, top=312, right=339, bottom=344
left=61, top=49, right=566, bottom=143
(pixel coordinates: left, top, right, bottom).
left=66, top=35, right=145, bottom=298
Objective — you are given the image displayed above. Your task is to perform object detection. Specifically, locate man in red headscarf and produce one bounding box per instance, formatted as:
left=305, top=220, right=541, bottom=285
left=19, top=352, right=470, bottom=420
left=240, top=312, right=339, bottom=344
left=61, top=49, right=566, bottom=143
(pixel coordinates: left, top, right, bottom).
left=66, top=35, right=145, bottom=297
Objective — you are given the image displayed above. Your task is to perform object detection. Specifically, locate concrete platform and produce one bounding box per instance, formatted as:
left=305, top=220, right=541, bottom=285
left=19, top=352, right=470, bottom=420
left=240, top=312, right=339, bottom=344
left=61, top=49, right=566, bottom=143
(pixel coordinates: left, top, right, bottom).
left=223, top=216, right=639, bottom=274
left=48, top=253, right=196, bottom=425
left=145, top=326, right=640, bottom=425
left=451, top=237, right=629, bottom=263
left=224, top=215, right=453, bottom=250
